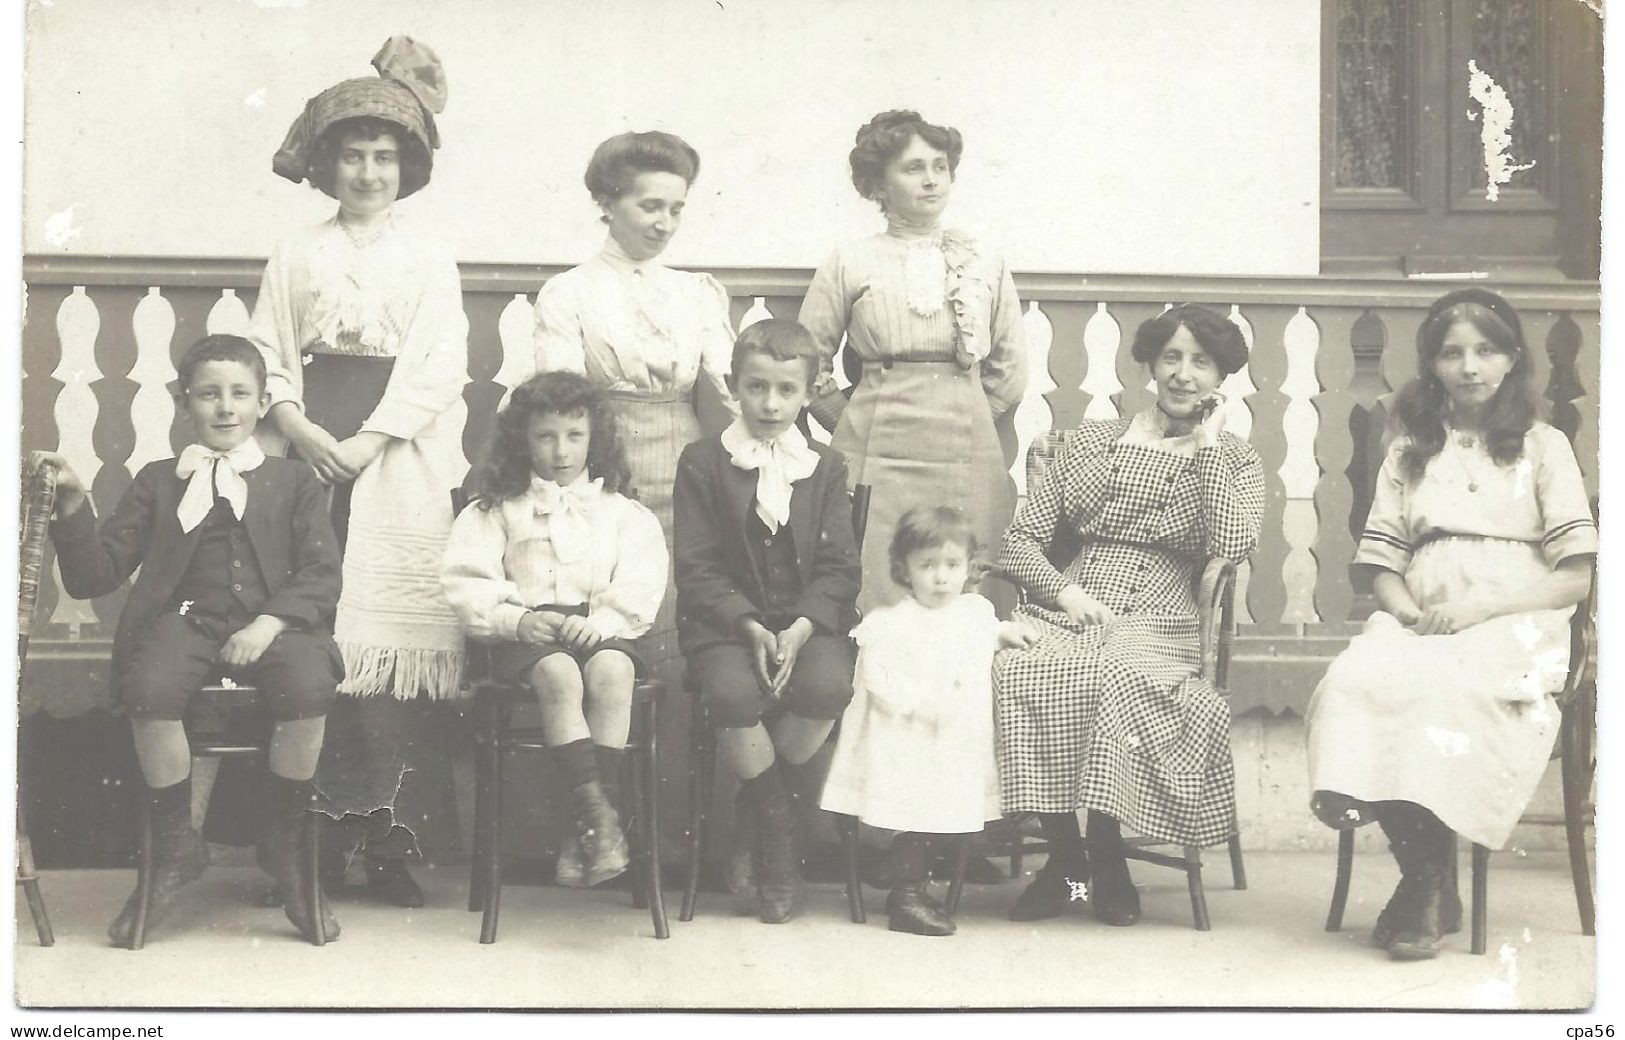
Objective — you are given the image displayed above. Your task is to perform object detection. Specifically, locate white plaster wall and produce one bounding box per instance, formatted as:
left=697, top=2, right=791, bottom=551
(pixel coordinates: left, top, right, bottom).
left=23, top=0, right=1319, bottom=275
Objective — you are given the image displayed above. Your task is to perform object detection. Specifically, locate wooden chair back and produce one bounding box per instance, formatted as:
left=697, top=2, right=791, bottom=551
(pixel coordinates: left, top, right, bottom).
left=17, top=454, right=58, bottom=664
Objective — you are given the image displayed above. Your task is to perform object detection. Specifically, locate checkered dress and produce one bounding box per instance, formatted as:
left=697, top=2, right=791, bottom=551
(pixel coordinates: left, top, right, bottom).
left=992, top=417, right=1265, bottom=847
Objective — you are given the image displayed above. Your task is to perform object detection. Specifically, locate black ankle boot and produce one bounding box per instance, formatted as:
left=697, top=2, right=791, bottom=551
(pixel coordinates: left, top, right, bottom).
left=1383, top=807, right=1454, bottom=960
left=1086, top=810, right=1140, bottom=927
left=1010, top=813, right=1088, bottom=922
left=887, top=835, right=955, bottom=935
left=265, top=776, right=340, bottom=943
left=746, top=766, right=800, bottom=924
left=108, top=778, right=209, bottom=947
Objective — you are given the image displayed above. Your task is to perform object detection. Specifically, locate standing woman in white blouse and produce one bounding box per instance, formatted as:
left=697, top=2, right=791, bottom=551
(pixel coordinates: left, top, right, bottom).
left=247, top=37, right=468, bottom=909
left=531, top=130, right=736, bottom=696
left=799, top=109, right=1026, bottom=612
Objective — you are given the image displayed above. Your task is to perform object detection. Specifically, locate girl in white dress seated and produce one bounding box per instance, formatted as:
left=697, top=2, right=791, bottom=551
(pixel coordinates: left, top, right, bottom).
left=1306, top=288, right=1596, bottom=961
left=822, top=505, right=1034, bottom=935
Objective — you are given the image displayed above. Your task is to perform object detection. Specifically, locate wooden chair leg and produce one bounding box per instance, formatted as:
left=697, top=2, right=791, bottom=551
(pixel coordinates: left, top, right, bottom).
left=478, top=746, right=503, bottom=945
left=945, top=835, right=969, bottom=917
left=1560, top=721, right=1597, bottom=937
left=627, top=741, right=649, bottom=912
left=302, top=807, right=327, bottom=947
left=839, top=815, right=865, bottom=924
left=1326, top=828, right=1354, bottom=932
left=640, top=697, right=669, bottom=939
left=1227, top=832, right=1248, bottom=891
left=1470, top=843, right=1489, bottom=955
left=16, top=805, right=54, bottom=947
left=468, top=723, right=492, bottom=913
left=681, top=707, right=714, bottom=923
left=1184, top=845, right=1211, bottom=931
left=129, top=796, right=154, bottom=950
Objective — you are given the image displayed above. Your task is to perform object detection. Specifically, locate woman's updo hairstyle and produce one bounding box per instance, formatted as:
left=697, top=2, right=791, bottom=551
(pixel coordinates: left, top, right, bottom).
left=1392, top=288, right=1540, bottom=480
left=584, top=131, right=701, bottom=214
left=1130, top=303, right=1249, bottom=377
left=849, top=109, right=964, bottom=206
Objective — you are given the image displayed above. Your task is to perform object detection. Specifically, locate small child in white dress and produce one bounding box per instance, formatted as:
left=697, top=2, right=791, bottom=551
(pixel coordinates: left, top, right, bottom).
left=821, top=504, right=1034, bottom=935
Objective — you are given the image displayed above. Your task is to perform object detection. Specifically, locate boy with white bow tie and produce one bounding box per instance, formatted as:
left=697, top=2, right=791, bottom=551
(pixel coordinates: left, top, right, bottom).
left=38, top=334, right=343, bottom=946
left=674, top=319, right=861, bottom=924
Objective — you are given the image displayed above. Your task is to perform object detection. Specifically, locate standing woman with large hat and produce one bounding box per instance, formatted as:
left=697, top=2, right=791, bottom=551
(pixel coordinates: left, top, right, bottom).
left=529, top=131, right=736, bottom=716
left=798, top=109, right=1026, bottom=612
left=247, top=36, right=469, bottom=909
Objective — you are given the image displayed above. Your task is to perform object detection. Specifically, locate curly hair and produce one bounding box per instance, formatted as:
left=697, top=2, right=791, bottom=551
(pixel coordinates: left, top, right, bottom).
left=307, top=116, right=433, bottom=198
left=584, top=131, right=700, bottom=210
left=1130, top=303, right=1249, bottom=377
left=1392, top=289, right=1541, bottom=482
left=849, top=109, right=963, bottom=205
left=472, top=372, right=635, bottom=507
left=176, top=334, right=267, bottom=393
left=888, top=504, right=981, bottom=589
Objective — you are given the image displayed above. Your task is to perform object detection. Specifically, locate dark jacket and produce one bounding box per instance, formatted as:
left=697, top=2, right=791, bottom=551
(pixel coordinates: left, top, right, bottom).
left=673, top=436, right=861, bottom=653
left=50, top=456, right=342, bottom=698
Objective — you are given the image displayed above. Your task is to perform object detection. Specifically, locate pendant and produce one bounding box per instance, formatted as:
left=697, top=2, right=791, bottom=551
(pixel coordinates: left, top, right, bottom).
left=1468, top=483, right=1479, bottom=493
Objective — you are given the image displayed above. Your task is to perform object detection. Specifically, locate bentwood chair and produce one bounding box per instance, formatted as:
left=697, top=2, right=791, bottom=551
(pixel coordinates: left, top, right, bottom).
left=16, top=453, right=58, bottom=947
left=127, top=681, right=329, bottom=949
left=678, top=485, right=873, bottom=925
left=1324, top=569, right=1599, bottom=954
left=944, top=430, right=1248, bottom=930
left=451, top=490, right=670, bottom=942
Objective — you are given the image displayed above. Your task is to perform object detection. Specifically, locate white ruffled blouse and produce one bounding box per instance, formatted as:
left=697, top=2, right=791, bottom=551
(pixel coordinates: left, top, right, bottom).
left=530, top=236, right=737, bottom=406
left=441, top=472, right=669, bottom=644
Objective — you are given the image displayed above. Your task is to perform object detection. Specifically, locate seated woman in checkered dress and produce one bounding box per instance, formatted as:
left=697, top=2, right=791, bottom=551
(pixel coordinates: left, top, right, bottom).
left=992, top=304, right=1263, bottom=928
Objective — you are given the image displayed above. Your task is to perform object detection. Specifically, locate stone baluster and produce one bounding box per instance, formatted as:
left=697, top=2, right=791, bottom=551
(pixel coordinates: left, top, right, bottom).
left=1075, top=302, right=1121, bottom=424
left=205, top=288, right=251, bottom=336
left=738, top=296, right=774, bottom=331
left=1010, top=300, right=1056, bottom=497
left=1240, top=305, right=1291, bottom=627
left=1308, top=306, right=1360, bottom=626
left=128, top=287, right=178, bottom=473
left=49, top=287, right=102, bottom=630
left=1279, top=307, right=1321, bottom=623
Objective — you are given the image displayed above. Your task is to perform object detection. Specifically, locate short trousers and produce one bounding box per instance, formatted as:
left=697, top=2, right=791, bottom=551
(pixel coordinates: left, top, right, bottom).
left=487, top=604, right=647, bottom=686
left=689, top=633, right=855, bottom=728
left=122, top=609, right=342, bottom=721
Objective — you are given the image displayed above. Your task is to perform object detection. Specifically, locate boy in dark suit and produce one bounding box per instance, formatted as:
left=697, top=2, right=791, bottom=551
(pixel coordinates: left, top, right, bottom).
left=674, top=319, right=861, bottom=923
left=39, top=333, right=343, bottom=946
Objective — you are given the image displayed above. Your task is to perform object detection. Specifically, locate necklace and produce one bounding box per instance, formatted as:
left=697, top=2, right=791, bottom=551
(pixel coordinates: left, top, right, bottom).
left=339, top=215, right=392, bottom=249
left=1450, top=430, right=1486, bottom=492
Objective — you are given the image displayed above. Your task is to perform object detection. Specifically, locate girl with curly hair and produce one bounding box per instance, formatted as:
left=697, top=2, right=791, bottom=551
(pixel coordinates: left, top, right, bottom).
left=443, top=372, right=667, bottom=887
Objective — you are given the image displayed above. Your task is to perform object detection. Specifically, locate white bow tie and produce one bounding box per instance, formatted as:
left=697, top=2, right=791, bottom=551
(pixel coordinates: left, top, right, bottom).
left=174, top=440, right=266, bottom=533
left=720, top=420, right=820, bottom=532
left=532, top=475, right=602, bottom=564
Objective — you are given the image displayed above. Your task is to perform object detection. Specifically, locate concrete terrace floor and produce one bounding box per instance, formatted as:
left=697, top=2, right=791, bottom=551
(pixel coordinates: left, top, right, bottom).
left=13, top=850, right=1594, bottom=1011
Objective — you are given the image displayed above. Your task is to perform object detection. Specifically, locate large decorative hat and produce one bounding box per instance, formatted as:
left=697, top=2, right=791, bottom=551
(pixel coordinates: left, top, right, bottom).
left=272, top=36, right=447, bottom=198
